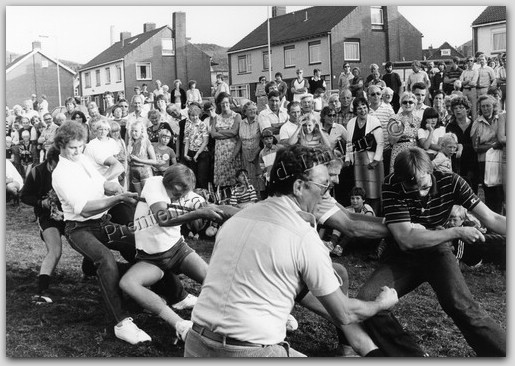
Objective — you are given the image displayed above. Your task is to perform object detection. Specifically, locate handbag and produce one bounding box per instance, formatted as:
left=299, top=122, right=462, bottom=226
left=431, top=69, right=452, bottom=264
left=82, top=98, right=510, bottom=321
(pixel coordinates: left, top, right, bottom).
left=484, top=148, right=503, bottom=187
left=353, top=126, right=381, bottom=153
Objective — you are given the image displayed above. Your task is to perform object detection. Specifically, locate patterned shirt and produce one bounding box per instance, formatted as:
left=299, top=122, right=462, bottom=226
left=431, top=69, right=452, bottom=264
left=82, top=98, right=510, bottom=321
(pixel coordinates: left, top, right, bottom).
left=184, top=120, right=209, bottom=152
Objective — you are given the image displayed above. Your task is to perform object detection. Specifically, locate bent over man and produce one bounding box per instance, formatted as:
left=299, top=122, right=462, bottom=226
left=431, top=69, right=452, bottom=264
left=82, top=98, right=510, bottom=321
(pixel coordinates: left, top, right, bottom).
left=184, top=145, right=398, bottom=357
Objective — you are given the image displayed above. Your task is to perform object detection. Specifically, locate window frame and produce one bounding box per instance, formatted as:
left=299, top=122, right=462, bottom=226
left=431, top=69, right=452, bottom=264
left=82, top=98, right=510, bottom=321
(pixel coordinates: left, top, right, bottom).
left=308, top=40, right=322, bottom=65
left=95, top=69, right=101, bottom=87
left=135, top=62, right=152, bottom=81
left=343, top=40, right=361, bottom=62
left=440, top=49, right=451, bottom=56
left=262, top=50, right=272, bottom=71
left=491, top=28, right=506, bottom=53
left=84, top=72, right=91, bottom=88
left=237, top=54, right=252, bottom=74
left=162, top=38, right=175, bottom=56
left=370, top=6, right=384, bottom=30
left=116, top=65, right=122, bottom=83
left=284, top=45, right=295, bottom=68
left=105, top=67, right=111, bottom=85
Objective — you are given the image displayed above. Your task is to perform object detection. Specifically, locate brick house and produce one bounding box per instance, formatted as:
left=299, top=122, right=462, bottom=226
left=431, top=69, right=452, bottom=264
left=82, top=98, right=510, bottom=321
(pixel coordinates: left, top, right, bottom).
left=423, top=42, right=465, bottom=61
left=78, top=12, right=211, bottom=113
left=6, top=41, right=76, bottom=109
left=227, top=6, right=423, bottom=100
left=472, top=6, right=506, bottom=57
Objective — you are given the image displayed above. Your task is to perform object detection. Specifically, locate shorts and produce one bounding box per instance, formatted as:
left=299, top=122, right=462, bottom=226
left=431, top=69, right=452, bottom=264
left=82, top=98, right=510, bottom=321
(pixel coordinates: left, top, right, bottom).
left=135, top=238, right=194, bottom=274
left=38, top=216, right=66, bottom=240
left=130, top=166, right=152, bottom=182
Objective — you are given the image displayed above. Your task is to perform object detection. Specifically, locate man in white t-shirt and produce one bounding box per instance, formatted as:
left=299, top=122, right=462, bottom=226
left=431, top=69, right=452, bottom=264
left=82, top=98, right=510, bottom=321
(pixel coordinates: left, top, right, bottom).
left=185, top=145, right=398, bottom=357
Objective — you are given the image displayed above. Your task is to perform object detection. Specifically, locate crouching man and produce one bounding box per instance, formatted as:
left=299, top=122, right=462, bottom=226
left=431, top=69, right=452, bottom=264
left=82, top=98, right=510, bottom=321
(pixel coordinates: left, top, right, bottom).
left=184, top=145, right=398, bottom=357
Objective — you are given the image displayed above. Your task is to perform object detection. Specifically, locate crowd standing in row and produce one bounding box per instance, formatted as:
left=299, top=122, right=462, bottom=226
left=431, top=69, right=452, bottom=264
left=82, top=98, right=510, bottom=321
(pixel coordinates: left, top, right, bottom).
left=5, top=51, right=506, bottom=357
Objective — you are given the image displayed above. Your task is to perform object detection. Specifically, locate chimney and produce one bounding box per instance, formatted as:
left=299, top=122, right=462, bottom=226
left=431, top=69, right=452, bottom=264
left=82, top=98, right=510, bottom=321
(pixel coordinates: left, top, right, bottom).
left=110, top=26, right=116, bottom=46
left=120, top=31, right=131, bottom=47
left=144, top=22, right=156, bottom=32
left=173, top=12, right=187, bottom=82
left=32, top=41, right=41, bottom=51
left=272, top=6, right=286, bottom=17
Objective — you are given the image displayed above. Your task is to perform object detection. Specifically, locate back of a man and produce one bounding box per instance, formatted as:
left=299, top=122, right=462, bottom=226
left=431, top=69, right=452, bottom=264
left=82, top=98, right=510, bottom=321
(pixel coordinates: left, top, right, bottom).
left=191, top=198, right=331, bottom=346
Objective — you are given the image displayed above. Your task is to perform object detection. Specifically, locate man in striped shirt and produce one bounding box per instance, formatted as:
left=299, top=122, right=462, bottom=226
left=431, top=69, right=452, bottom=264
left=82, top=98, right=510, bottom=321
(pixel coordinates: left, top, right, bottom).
left=356, top=147, right=506, bottom=357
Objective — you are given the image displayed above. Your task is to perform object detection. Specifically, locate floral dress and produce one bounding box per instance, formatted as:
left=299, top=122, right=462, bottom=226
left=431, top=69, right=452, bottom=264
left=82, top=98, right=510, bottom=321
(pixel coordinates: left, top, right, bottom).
left=214, top=111, right=241, bottom=187
left=239, top=118, right=263, bottom=191
left=389, top=112, right=421, bottom=174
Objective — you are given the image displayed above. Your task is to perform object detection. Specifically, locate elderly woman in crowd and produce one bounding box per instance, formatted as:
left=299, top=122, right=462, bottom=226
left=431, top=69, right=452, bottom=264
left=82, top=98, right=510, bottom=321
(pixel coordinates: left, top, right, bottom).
left=471, top=94, right=505, bottom=214
left=346, top=97, right=384, bottom=214
left=210, top=92, right=242, bottom=190
left=349, top=67, right=365, bottom=99
left=388, top=91, right=420, bottom=173
left=172, top=79, right=187, bottom=111
left=183, top=105, right=210, bottom=189
left=445, top=96, right=479, bottom=193
left=235, top=101, right=263, bottom=191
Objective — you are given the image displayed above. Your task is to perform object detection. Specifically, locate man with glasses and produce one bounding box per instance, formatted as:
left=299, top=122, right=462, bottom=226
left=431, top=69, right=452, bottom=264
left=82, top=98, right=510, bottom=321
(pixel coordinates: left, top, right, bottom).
left=356, top=147, right=506, bottom=357
left=338, top=63, right=354, bottom=93
left=367, top=86, right=395, bottom=177
left=185, top=144, right=398, bottom=357
left=459, top=57, right=479, bottom=120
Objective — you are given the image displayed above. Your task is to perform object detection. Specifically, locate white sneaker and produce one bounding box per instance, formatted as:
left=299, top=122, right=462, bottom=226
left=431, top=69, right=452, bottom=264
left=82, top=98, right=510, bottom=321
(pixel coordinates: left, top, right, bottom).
left=114, top=317, right=152, bottom=345
left=175, top=320, right=193, bottom=342
left=172, top=294, right=197, bottom=310
left=286, top=314, right=298, bottom=332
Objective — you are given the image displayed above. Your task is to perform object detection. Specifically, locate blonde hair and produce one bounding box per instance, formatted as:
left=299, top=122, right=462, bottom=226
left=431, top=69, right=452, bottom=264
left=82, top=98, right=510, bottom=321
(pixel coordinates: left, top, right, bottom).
left=440, top=132, right=458, bottom=146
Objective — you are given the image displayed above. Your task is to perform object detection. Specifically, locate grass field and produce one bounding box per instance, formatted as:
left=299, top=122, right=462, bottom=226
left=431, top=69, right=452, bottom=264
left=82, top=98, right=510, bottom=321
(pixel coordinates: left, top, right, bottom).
left=5, top=203, right=506, bottom=358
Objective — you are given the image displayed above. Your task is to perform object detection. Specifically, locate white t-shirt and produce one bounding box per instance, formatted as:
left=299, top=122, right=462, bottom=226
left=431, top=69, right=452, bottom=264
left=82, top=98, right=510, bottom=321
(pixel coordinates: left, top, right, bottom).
left=417, top=126, right=446, bottom=155
left=134, top=176, right=205, bottom=254
left=84, top=137, right=121, bottom=182
left=279, top=120, right=299, bottom=142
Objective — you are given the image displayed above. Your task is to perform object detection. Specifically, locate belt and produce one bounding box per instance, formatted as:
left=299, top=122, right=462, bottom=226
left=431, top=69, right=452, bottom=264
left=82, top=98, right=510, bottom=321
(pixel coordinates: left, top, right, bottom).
left=192, top=323, right=265, bottom=347
left=397, top=138, right=415, bottom=143
left=476, top=86, right=487, bottom=89
left=463, top=86, right=472, bottom=90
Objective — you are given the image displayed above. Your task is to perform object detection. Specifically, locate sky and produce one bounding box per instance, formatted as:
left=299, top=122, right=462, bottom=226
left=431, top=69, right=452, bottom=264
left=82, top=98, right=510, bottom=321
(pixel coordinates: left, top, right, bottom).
left=5, top=2, right=491, bottom=65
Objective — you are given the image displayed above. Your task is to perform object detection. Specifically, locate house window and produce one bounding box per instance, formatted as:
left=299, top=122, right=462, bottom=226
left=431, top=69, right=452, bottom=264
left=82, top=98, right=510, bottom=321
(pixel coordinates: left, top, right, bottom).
left=263, top=51, right=271, bottom=71
left=162, top=38, right=175, bottom=56
left=95, top=70, right=101, bottom=86
left=105, top=67, right=111, bottom=84
left=84, top=72, right=91, bottom=88
left=492, top=29, right=506, bottom=52
left=41, top=60, right=48, bottom=68
left=344, top=41, right=360, bottom=61
left=116, top=65, right=122, bottom=82
left=136, top=62, right=152, bottom=80
left=440, top=49, right=451, bottom=56
left=284, top=45, right=295, bottom=68
left=238, top=54, right=252, bottom=74
left=308, top=41, right=321, bottom=64
left=371, top=6, right=384, bottom=30
left=230, top=84, right=249, bottom=99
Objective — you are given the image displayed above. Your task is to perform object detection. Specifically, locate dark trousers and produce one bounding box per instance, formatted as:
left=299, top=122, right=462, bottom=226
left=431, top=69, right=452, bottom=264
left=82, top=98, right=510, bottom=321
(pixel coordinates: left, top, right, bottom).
left=479, top=161, right=504, bottom=214
left=357, top=242, right=506, bottom=356
left=186, top=150, right=210, bottom=189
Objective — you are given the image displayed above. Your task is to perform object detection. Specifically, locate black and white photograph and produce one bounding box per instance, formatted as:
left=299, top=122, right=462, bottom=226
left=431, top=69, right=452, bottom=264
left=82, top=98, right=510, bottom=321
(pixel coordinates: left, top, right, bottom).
left=3, top=1, right=507, bottom=359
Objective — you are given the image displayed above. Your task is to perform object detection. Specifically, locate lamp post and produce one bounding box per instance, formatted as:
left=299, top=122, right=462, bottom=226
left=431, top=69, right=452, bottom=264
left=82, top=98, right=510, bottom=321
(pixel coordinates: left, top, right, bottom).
left=39, top=34, right=61, bottom=106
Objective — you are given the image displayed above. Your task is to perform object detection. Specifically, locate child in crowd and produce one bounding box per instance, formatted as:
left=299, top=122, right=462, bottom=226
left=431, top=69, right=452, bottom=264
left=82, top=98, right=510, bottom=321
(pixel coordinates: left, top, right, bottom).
left=127, top=120, right=157, bottom=194
left=312, top=88, right=325, bottom=112
left=258, top=128, right=280, bottom=198
left=152, top=129, right=177, bottom=176
left=295, top=114, right=331, bottom=149
left=432, top=132, right=458, bottom=173
left=229, top=169, right=258, bottom=209
left=445, top=205, right=485, bottom=268
left=109, top=121, right=128, bottom=190
left=417, top=107, right=446, bottom=160
left=346, top=186, right=375, bottom=216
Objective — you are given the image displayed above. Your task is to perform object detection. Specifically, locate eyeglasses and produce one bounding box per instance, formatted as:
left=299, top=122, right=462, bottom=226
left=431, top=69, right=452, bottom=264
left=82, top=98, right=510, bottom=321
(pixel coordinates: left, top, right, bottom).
left=307, top=180, right=331, bottom=196
left=467, top=60, right=474, bottom=62
left=402, top=101, right=415, bottom=105
left=44, top=118, right=53, bottom=122
left=369, top=92, right=382, bottom=96
left=344, top=65, right=350, bottom=68
left=327, top=114, right=337, bottom=117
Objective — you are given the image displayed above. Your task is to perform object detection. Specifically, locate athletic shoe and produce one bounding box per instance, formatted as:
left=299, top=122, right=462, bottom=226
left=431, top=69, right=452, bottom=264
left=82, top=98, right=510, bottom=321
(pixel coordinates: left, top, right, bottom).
left=32, top=293, right=53, bottom=304
left=114, top=317, right=151, bottom=345
left=175, top=320, right=193, bottom=342
left=469, top=259, right=483, bottom=269
left=286, top=314, right=298, bottom=332
left=335, top=344, right=360, bottom=357
left=171, top=294, right=197, bottom=310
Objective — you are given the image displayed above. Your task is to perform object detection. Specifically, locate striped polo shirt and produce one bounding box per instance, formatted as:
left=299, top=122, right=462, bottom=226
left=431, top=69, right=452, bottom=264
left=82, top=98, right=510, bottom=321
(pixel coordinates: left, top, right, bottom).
left=382, top=170, right=481, bottom=229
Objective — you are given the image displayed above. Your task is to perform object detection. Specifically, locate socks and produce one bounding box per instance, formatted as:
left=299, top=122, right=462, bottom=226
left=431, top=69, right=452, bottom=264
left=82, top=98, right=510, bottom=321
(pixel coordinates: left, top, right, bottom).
left=38, top=274, right=50, bottom=293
